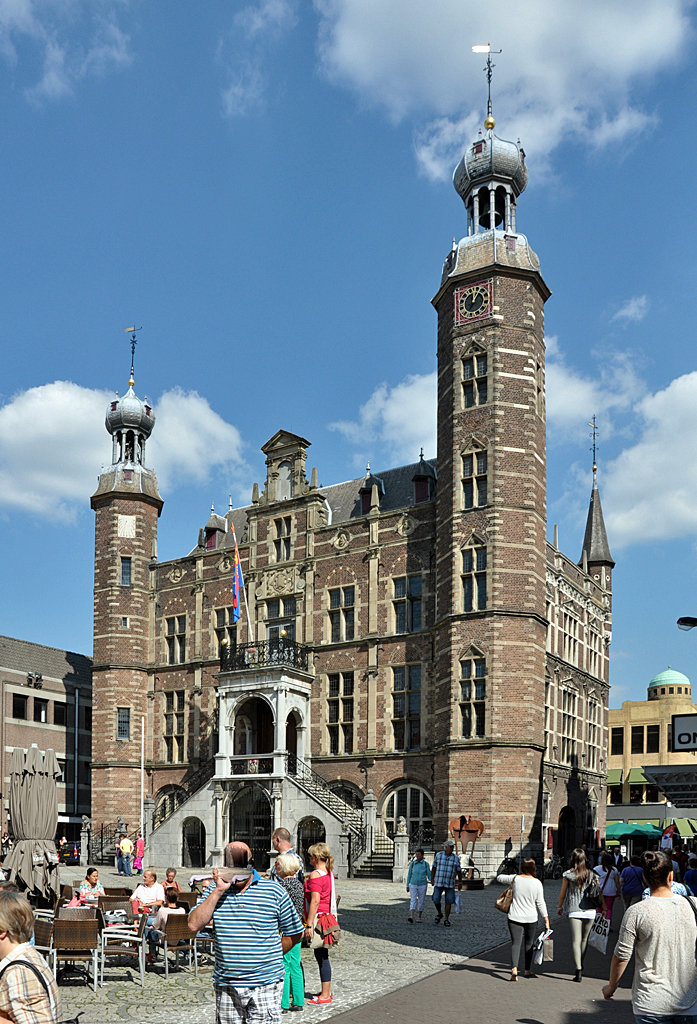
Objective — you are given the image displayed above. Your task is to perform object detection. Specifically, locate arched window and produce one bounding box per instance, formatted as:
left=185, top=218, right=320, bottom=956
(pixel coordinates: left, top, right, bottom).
left=328, top=781, right=364, bottom=811
left=382, top=785, right=432, bottom=841
left=154, top=785, right=188, bottom=827
left=182, top=817, right=206, bottom=868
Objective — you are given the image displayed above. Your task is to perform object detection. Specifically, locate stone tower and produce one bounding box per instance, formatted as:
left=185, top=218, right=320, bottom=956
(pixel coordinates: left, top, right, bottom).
left=431, top=110, right=551, bottom=869
left=91, top=370, right=162, bottom=826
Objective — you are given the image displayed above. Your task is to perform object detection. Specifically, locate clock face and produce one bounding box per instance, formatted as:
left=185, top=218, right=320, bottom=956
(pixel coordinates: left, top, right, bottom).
left=454, top=280, right=492, bottom=325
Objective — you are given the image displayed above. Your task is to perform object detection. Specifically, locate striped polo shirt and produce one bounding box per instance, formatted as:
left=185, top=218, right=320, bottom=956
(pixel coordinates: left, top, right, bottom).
left=198, top=871, right=303, bottom=987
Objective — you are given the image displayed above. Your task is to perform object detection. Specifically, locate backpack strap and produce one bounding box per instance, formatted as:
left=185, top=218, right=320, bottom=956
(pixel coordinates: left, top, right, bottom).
left=0, top=959, right=51, bottom=999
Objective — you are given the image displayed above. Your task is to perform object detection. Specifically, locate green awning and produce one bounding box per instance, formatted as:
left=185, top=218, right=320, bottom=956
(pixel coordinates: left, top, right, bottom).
left=688, top=819, right=697, bottom=832
left=627, top=768, right=649, bottom=784
left=607, top=769, right=623, bottom=786
left=674, top=818, right=696, bottom=835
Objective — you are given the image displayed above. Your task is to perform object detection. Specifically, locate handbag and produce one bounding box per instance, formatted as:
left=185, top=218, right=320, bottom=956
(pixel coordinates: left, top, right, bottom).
left=495, top=882, right=514, bottom=914
left=588, top=911, right=610, bottom=955
left=583, top=874, right=603, bottom=909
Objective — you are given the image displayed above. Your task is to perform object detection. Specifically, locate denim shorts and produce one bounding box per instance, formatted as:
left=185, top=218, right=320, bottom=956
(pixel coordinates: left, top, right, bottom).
left=432, top=885, right=456, bottom=906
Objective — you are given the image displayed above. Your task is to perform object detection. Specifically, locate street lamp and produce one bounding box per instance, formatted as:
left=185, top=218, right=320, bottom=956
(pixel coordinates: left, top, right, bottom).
left=678, top=618, right=697, bottom=631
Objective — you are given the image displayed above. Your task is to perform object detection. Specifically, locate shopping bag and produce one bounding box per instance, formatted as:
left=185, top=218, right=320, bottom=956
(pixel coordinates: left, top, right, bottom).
left=588, top=911, right=609, bottom=955
left=533, top=943, right=543, bottom=966
left=453, top=892, right=461, bottom=914
left=532, top=927, right=553, bottom=966
left=543, top=938, right=554, bottom=962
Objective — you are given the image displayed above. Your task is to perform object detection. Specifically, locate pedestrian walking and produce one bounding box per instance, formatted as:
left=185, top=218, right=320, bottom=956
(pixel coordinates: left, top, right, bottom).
left=619, top=855, right=644, bottom=909
left=188, top=858, right=303, bottom=1024
left=594, top=852, right=620, bottom=930
left=272, top=853, right=305, bottom=1013
left=133, top=831, right=145, bottom=874
left=683, top=854, right=697, bottom=896
left=497, top=858, right=550, bottom=981
left=304, top=842, right=338, bottom=1005
left=406, top=848, right=430, bottom=923
left=270, top=828, right=304, bottom=883
left=116, top=833, right=133, bottom=876
left=557, top=847, right=607, bottom=982
left=603, top=849, right=697, bottom=1018
left=431, top=840, right=462, bottom=926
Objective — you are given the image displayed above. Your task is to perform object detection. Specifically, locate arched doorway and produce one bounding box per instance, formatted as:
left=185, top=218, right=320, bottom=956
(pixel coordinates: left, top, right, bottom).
left=230, top=786, right=272, bottom=870
left=234, top=698, right=274, bottom=755
left=182, top=817, right=206, bottom=868
left=297, top=817, right=326, bottom=870
left=558, top=806, right=576, bottom=865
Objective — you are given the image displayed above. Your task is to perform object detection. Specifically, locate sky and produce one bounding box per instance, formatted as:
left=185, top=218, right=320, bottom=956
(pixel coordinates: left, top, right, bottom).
left=1, top=0, right=697, bottom=707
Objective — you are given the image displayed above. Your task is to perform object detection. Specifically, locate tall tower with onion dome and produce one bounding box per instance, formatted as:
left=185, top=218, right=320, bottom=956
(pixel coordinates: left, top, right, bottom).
left=430, top=92, right=551, bottom=870
left=90, top=357, right=162, bottom=828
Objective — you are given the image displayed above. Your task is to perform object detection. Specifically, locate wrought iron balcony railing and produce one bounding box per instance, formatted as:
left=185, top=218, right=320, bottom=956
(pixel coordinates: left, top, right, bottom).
left=220, top=639, right=310, bottom=673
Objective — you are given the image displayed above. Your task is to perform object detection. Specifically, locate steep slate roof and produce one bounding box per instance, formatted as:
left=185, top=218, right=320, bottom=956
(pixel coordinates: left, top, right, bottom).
left=0, top=635, right=92, bottom=685
left=580, top=474, right=614, bottom=568
left=197, top=458, right=437, bottom=552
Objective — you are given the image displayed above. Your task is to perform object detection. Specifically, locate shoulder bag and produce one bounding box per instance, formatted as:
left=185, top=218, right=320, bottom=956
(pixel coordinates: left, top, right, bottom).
left=680, top=892, right=697, bottom=965
left=582, top=872, right=603, bottom=909
left=0, top=959, right=78, bottom=1024
left=495, top=878, right=514, bottom=914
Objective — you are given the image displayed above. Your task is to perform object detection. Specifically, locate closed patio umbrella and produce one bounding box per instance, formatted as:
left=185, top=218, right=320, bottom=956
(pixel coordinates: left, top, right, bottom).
left=3, top=745, right=61, bottom=900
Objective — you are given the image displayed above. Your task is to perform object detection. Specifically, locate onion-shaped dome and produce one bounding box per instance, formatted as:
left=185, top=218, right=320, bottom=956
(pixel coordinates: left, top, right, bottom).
left=453, top=131, right=528, bottom=203
left=105, top=385, right=155, bottom=438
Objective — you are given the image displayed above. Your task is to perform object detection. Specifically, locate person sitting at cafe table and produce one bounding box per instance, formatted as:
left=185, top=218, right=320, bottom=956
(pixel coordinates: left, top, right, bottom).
left=78, top=867, right=105, bottom=903
left=165, top=868, right=182, bottom=893
left=145, top=887, right=186, bottom=964
left=132, top=871, right=166, bottom=920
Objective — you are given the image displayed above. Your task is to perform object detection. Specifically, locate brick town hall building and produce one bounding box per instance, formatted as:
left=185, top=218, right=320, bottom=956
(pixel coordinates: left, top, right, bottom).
left=90, top=107, right=614, bottom=878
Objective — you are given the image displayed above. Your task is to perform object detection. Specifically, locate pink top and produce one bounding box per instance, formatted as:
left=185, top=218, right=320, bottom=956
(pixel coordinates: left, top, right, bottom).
left=135, top=839, right=145, bottom=858
left=305, top=871, right=332, bottom=917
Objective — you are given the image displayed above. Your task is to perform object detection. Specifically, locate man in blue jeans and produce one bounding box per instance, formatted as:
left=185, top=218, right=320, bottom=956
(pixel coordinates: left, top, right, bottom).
left=431, top=840, right=462, bottom=926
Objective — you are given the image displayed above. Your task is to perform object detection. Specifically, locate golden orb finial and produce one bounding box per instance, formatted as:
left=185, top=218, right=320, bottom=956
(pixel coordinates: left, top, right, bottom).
left=484, top=115, right=495, bottom=130
left=128, top=374, right=135, bottom=387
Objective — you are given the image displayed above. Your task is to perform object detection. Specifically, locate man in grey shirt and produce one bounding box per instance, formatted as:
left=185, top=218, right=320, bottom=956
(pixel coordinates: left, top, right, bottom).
left=603, top=849, right=697, bottom=1019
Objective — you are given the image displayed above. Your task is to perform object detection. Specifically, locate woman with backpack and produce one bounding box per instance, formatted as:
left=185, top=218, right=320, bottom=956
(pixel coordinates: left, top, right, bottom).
left=557, top=847, right=607, bottom=982
left=594, top=852, right=621, bottom=930
left=497, top=858, right=550, bottom=981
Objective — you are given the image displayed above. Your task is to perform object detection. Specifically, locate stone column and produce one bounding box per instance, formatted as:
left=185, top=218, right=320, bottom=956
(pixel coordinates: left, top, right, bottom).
left=337, top=829, right=350, bottom=880
left=211, top=783, right=225, bottom=858
left=363, top=789, right=377, bottom=854
left=393, top=832, right=409, bottom=883
left=79, top=818, right=91, bottom=867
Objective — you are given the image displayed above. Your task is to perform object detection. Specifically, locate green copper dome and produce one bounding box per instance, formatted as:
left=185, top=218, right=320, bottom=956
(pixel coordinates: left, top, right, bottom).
left=649, top=668, right=690, bottom=687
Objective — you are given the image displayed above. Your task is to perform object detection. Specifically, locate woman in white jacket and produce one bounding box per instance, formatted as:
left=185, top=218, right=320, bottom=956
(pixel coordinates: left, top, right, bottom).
left=497, top=858, right=550, bottom=981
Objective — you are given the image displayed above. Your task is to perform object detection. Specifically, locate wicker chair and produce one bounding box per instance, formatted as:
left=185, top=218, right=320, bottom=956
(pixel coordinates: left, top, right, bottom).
left=33, top=918, right=53, bottom=958
left=98, top=897, right=135, bottom=921
left=56, top=906, right=96, bottom=921
left=51, top=919, right=100, bottom=992
left=175, top=892, right=198, bottom=909
left=162, top=914, right=197, bottom=980
left=100, top=911, right=147, bottom=988
left=104, top=887, right=133, bottom=897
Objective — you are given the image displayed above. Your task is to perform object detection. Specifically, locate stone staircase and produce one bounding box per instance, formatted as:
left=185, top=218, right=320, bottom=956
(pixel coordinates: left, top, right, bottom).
left=286, top=756, right=364, bottom=832
left=351, top=830, right=394, bottom=880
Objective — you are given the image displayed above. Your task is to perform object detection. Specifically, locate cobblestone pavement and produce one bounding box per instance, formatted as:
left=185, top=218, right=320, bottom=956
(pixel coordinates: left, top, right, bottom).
left=58, top=867, right=565, bottom=1024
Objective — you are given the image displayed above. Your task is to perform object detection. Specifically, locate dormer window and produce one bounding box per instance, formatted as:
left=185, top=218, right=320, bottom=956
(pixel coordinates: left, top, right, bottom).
left=414, top=479, right=429, bottom=504
left=474, top=142, right=484, bottom=155
left=360, top=491, right=371, bottom=515
left=205, top=530, right=217, bottom=550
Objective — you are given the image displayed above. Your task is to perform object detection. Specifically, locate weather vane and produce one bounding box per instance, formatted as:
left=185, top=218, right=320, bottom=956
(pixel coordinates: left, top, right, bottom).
left=124, top=325, right=142, bottom=387
left=472, top=43, right=502, bottom=127
left=589, top=414, right=598, bottom=472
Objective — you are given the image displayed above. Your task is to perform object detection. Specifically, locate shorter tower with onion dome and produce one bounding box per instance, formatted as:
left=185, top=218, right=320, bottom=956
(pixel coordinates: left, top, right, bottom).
left=90, top=352, right=163, bottom=828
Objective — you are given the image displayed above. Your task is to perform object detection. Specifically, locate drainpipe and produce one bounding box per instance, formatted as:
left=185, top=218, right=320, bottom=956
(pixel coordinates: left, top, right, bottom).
left=73, top=688, right=79, bottom=816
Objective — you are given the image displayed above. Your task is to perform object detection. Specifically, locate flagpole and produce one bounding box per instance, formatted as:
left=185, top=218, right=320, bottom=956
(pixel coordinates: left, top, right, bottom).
left=231, top=523, right=255, bottom=642
left=140, top=715, right=145, bottom=847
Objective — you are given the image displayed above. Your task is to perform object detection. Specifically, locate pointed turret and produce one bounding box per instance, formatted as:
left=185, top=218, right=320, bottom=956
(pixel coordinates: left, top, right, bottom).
left=580, top=467, right=614, bottom=570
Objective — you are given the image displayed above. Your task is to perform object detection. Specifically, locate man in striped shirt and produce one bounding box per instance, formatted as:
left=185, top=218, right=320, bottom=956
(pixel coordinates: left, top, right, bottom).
left=189, top=864, right=304, bottom=1024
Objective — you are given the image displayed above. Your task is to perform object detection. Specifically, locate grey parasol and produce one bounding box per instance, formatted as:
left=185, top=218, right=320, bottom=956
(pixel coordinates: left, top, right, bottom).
left=3, top=745, right=61, bottom=900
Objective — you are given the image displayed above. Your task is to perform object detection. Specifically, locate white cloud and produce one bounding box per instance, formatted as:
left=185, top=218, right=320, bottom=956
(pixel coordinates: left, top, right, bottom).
left=546, top=338, right=645, bottom=442
left=0, top=381, right=246, bottom=521
left=313, top=0, right=691, bottom=179
left=604, top=372, right=697, bottom=547
left=611, top=295, right=649, bottom=324
left=220, top=0, right=297, bottom=117
left=329, top=372, right=436, bottom=467
left=0, top=0, right=132, bottom=103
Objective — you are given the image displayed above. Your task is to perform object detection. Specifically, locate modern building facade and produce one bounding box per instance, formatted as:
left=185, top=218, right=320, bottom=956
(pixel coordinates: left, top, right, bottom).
left=607, top=668, right=697, bottom=835
left=0, top=635, right=92, bottom=843
left=90, top=106, right=613, bottom=875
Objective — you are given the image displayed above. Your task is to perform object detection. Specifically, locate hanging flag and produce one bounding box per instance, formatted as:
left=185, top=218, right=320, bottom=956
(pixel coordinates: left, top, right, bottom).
left=661, top=823, right=675, bottom=849
left=231, top=536, right=244, bottom=624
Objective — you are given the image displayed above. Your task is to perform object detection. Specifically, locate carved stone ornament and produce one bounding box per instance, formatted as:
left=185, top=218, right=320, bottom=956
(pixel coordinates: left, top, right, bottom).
left=395, top=514, right=417, bottom=537
left=266, top=568, right=294, bottom=596
left=217, top=554, right=233, bottom=573
left=331, top=529, right=350, bottom=551
left=396, top=815, right=408, bottom=835
left=167, top=566, right=185, bottom=583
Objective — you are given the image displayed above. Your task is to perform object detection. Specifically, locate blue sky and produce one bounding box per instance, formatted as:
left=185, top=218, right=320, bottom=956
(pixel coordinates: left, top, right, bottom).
left=1, top=0, right=696, bottom=707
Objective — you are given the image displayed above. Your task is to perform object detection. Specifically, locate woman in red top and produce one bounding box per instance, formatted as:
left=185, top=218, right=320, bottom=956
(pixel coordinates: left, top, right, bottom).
left=304, top=842, right=336, bottom=1005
